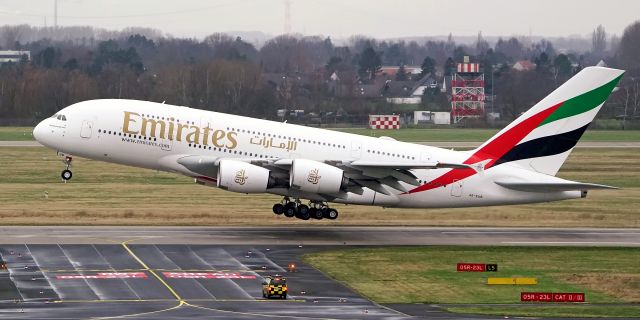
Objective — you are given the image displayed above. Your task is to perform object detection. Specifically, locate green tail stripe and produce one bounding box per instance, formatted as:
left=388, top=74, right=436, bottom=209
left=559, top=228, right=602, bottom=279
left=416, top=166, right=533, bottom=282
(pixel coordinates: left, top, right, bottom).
left=539, top=74, right=623, bottom=127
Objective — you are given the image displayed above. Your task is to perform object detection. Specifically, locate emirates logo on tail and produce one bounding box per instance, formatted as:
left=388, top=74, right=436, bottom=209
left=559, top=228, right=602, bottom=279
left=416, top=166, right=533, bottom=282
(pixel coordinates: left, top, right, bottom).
left=234, top=169, right=248, bottom=185
left=307, top=169, right=321, bottom=184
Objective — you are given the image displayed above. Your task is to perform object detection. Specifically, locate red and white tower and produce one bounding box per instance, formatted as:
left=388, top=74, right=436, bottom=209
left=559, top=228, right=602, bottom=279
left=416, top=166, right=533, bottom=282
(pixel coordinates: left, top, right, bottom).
left=451, top=56, right=485, bottom=123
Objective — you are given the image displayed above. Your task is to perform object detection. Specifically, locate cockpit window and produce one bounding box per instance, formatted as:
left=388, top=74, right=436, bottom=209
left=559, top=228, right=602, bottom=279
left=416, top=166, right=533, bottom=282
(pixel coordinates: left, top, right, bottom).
left=61, top=115, right=67, bottom=121
left=54, top=114, right=67, bottom=121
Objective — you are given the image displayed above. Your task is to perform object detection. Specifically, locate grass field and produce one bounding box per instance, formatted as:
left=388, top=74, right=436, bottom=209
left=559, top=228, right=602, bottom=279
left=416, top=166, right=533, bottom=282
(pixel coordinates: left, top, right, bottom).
left=304, top=246, right=640, bottom=317
left=0, top=127, right=34, bottom=141
left=445, top=305, right=640, bottom=318
left=0, top=146, right=638, bottom=226
left=2, top=126, right=640, bottom=142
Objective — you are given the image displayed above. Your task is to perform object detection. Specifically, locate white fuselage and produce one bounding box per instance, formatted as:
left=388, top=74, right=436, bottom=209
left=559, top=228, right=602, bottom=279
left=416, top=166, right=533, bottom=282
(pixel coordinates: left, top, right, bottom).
left=33, top=99, right=582, bottom=208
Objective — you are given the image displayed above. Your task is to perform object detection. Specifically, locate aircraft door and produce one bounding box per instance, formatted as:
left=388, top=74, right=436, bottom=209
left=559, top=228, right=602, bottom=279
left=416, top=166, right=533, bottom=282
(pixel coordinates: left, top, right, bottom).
left=351, top=141, right=362, bottom=159
left=161, top=138, right=173, bottom=151
left=80, top=121, right=92, bottom=138
left=450, top=179, right=463, bottom=197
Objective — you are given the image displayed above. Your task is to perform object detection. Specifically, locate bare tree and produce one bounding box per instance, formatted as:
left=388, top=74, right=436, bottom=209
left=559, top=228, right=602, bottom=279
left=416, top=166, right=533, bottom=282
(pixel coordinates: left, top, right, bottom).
left=592, top=25, right=607, bottom=54
left=617, top=21, right=640, bottom=73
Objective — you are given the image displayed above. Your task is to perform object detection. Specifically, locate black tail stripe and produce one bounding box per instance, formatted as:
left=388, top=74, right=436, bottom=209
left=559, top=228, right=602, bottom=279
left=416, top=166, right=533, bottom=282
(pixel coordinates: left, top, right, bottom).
left=494, top=123, right=590, bottom=166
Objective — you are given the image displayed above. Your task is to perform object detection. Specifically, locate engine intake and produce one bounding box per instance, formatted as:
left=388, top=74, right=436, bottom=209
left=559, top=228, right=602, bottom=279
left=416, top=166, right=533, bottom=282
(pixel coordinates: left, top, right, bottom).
left=217, top=160, right=274, bottom=193
left=290, top=159, right=347, bottom=194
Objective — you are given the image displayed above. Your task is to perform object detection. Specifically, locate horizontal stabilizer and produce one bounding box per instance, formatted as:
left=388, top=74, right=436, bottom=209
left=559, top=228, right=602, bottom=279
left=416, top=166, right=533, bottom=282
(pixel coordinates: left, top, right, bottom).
left=349, top=160, right=482, bottom=172
left=495, top=181, right=618, bottom=192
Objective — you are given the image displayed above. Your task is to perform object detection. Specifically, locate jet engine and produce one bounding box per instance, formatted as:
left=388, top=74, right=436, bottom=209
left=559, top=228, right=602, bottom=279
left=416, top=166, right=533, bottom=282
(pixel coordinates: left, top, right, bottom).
left=290, top=159, right=348, bottom=194
left=217, top=160, right=274, bottom=193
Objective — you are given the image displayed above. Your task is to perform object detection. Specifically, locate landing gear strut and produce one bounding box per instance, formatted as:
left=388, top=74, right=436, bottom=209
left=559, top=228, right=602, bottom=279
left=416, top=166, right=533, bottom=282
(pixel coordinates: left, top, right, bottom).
left=60, top=155, right=73, bottom=181
left=272, top=198, right=339, bottom=221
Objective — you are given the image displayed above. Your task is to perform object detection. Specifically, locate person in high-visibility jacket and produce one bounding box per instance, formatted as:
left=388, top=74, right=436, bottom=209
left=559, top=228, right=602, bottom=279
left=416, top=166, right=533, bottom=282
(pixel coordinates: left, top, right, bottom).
left=262, top=275, right=287, bottom=299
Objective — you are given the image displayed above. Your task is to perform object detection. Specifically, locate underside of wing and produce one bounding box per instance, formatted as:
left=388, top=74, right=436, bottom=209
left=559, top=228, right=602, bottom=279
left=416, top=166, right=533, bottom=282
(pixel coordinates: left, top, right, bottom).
left=173, top=155, right=476, bottom=198
left=495, top=181, right=618, bottom=192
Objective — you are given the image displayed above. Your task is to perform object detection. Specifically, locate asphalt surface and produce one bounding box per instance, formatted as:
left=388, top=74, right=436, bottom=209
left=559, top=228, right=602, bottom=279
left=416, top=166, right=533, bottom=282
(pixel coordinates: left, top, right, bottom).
left=0, top=227, right=639, bottom=319
left=0, top=244, right=423, bottom=319
left=2, top=140, right=640, bottom=148
left=0, top=226, right=638, bottom=246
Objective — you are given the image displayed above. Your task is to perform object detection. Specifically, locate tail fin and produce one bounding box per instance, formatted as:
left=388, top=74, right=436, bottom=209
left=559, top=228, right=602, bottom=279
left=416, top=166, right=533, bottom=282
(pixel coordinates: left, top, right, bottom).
left=473, top=66, right=624, bottom=176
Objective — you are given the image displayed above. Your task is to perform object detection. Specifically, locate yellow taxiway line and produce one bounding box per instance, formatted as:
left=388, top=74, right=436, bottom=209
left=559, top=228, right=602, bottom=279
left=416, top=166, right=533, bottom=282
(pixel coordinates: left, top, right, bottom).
left=120, top=239, right=183, bottom=302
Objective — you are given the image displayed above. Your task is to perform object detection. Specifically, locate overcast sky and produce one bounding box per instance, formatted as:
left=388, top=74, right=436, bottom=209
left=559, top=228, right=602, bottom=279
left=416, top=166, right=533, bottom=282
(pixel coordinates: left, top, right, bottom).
left=0, top=0, right=638, bottom=39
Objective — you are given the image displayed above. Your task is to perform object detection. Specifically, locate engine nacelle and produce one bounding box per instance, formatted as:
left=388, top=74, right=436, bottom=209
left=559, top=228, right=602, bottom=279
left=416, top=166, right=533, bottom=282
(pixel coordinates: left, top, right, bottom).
left=217, top=160, right=273, bottom=193
left=290, top=159, right=347, bottom=194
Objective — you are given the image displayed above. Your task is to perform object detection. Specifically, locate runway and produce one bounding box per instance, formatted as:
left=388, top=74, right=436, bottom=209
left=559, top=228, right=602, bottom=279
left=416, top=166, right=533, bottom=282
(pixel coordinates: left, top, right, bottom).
left=1, top=226, right=638, bottom=246
left=0, top=227, right=638, bottom=319
left=2, top=140, right=640, bottom=148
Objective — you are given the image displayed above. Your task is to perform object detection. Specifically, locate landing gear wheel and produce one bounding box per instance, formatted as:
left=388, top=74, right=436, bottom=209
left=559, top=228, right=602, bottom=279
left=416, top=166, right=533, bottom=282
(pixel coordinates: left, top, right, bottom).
left=309, top=208, right=323, bottom=220
left=284, top=203, right=297, bottom=218
left=325, top=208, right=338, bottom=220
left=296, top=205, right=310, bottom=220
left=272, top=203, right=284, bottom=215
left=61, top=169, right=72, bottom=181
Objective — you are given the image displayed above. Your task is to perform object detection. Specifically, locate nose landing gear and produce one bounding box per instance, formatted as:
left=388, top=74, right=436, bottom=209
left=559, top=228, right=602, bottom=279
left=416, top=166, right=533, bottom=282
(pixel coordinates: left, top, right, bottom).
left=272, top=198, right=339, bottom=221
left=60, top=155, right=73, bottom=181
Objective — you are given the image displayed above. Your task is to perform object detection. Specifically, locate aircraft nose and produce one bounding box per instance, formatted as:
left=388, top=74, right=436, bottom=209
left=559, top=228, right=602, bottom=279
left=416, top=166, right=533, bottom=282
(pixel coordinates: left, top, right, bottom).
left=33, top=119, right=48, bottom=144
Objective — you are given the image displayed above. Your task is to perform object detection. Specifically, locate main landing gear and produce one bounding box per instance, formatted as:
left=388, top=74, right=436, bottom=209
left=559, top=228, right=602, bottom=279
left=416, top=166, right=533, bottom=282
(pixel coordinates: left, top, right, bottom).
left=272, top=197, right=339, bottom=221
left=60, top=155, right=73, bottom=181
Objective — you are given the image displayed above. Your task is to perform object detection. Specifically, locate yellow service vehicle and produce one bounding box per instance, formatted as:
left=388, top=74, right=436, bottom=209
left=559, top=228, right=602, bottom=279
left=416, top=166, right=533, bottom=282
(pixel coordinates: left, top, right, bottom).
left=262, top=275, right=287, bottom=299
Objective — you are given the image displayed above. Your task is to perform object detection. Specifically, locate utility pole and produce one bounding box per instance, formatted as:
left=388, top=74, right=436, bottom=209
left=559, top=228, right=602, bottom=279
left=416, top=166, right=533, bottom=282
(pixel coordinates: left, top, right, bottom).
left=54, top=0, right=58, bottom=28
left=284, top=0, right=291, bottom=34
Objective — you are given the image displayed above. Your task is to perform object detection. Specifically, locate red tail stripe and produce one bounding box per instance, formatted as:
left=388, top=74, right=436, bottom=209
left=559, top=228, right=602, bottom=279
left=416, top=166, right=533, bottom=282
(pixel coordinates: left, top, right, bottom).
left=469, top=102, right=563, bottom=167
left=408, top=102, right=562, bottom=194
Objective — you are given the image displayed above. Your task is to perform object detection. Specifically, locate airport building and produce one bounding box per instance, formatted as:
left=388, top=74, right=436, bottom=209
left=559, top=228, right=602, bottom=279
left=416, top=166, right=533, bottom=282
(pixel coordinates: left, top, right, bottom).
left=0, top=50, right=31, bottom=64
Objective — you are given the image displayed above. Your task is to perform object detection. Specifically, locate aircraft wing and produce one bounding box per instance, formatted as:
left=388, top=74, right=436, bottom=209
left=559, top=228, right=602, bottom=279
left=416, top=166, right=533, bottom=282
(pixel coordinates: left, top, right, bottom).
left=495, top=181, right=618, bottom=192
left=272, top=158, right=477, bottom=195
left=176, top=155, right=477, bottom=196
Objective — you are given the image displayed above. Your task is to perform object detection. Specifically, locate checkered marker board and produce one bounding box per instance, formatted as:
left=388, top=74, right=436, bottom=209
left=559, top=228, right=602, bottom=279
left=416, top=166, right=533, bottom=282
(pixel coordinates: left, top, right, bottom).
left=369, top=115, right=400, bottom=129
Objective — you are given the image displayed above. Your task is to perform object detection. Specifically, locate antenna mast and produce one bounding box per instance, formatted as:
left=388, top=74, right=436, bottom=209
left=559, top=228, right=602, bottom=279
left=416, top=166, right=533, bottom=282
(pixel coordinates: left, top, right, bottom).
left=284, top=0, right=291, bottom=34
left=54, top=0, right=58, bottom=28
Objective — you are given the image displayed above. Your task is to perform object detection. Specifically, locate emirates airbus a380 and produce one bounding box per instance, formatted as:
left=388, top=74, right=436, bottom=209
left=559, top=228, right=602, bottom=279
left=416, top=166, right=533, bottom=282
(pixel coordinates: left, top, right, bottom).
left=33, top=66, right=623, bottom=221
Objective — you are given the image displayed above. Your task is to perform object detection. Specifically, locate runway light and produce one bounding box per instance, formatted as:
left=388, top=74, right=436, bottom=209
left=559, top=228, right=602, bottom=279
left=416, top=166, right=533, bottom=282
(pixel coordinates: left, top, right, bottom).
left=288, top=263, right=296, bottom=272
left=266, top=248, right=270, bottom=251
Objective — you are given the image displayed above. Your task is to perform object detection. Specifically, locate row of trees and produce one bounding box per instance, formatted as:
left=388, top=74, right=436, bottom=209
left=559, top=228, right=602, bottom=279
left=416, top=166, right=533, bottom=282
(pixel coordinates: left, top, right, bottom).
left=1, top=22, right=640, bottom=125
